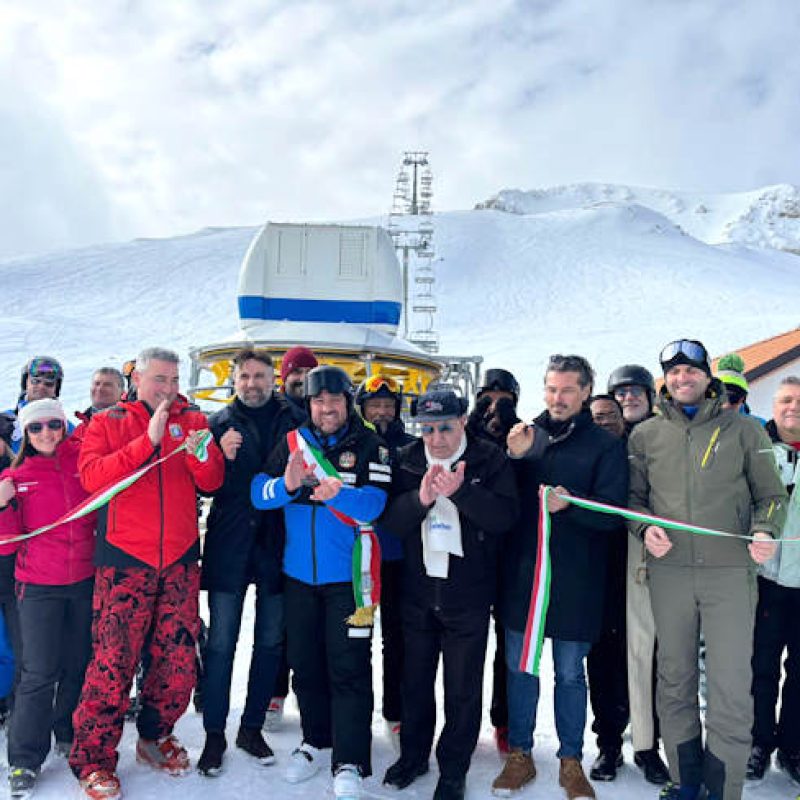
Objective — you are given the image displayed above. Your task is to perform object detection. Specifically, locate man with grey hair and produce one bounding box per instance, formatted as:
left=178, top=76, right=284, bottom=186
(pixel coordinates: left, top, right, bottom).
left=78, top=367, right=125, bottom=422
left=69, top=347, right=224, bottom=800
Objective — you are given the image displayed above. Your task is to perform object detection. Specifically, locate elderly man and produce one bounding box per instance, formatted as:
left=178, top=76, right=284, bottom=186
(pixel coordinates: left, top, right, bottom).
left=69, top=347, right=224, bottom=800
left=747, top=377, right=800, bottom=784
left=628, top=339, right=786, bottom=800
left=381, top=387, right=518, bottom=800
left=252, top=365, right=388, bottom=800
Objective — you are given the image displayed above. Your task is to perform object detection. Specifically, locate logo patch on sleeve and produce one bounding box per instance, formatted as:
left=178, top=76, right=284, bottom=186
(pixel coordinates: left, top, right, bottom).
left=169, top=423, right=184, bottom=440
left=378, top=446, right=390, bottom=465
left=339, top=451, right=357, bottom=469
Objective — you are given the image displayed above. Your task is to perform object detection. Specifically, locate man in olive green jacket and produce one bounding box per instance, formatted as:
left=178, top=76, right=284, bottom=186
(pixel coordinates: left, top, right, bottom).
left=628, top=339, right=786, bottom=800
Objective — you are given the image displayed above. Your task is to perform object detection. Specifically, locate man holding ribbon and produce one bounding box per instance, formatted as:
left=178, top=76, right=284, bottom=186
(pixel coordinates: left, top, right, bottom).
left=69, top=347, right=224, bottom=800
left=493, top=354, right=628, bottom=800
left=628, top=338, right=786, bottom=800
left=251, top=365, right=388, bottom=800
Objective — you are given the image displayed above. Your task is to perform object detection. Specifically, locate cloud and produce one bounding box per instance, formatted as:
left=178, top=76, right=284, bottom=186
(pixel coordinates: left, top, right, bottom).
left=1, top=0, right=800, bottom=258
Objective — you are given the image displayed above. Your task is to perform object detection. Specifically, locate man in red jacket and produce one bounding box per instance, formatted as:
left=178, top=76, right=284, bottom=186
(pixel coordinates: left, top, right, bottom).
left=68, top=347, right=224, bottom=800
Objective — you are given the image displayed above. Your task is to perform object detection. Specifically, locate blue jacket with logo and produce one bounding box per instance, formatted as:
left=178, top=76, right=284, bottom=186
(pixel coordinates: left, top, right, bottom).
left=251, top=414, right=389, bottom=585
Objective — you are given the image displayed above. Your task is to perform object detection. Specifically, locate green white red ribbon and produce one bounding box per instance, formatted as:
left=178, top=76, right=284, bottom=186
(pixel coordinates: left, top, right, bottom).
left=520, top=487, right=796, bottom=677
left=287, top=428, right=382, bottom=613
left=0, top=430, right=213, bottom=545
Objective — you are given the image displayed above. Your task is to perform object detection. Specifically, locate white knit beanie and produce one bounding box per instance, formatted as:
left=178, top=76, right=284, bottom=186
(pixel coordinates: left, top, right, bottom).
left=18, top=399, right=67, bottom=431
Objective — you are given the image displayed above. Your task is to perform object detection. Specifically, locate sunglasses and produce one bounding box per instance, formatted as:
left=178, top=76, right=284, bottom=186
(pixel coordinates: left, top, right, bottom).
left=29, top=376, right=56, bottom=388
left=421, top=422, right=456, bottom=435
left=27, top=419, right=65, bottom=434
left=614, top=385, right=646, bottom=399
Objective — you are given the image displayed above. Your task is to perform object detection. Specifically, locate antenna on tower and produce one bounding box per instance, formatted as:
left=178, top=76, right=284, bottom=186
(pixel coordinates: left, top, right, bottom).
left=387, top=151, right=439, bottom=354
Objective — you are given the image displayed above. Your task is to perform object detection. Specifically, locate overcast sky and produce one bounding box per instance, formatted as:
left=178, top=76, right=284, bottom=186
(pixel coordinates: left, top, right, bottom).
left=2, top=0, right=799, bottom=259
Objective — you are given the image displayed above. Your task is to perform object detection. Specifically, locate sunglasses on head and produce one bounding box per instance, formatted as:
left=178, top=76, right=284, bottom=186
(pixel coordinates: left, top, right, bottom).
left=614, top=385, right=646, bottom=399
left=421, top=422, right=456, bottom=435
left=27, top=419, right=65, bottom=434
left=29, top=376, right=56, bottom=388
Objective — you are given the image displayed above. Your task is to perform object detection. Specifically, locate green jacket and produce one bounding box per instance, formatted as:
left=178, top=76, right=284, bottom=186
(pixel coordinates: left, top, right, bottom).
left=628, top=385, right=787, bottom=568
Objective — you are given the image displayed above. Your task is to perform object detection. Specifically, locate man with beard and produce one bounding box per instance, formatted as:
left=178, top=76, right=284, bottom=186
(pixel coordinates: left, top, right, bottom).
left=197, top=350, right=295, bottom=776
left=355, top=376, right=415, bottom=752
left=466, top=368, right=521, bottom=754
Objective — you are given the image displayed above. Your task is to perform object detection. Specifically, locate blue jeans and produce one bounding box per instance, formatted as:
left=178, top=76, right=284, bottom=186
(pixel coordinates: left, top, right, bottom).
left=203, top=585, right=284, bottom=733
left=505, top=628, right=591, bottom=758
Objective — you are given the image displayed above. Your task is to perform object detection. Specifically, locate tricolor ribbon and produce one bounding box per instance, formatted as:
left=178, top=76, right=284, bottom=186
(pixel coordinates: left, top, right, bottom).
left=0, top=430, right=213, bottom=545
left=520, top=487, right=798, bottom=677
left=287, top=428, right=382, bottom=624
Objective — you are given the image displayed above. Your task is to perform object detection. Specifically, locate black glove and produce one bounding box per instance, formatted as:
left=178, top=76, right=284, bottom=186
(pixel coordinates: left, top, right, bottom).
left=0, top=414, right=14, bottom=447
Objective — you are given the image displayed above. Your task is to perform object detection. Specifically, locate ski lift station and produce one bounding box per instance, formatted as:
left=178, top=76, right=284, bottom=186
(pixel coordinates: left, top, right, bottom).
left=188, top=223, right=481, bottom=409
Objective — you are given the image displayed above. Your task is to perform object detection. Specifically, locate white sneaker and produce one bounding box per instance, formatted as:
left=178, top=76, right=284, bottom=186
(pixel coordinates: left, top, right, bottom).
left=333, top=764, right=362, bottom=799
left=385, top=719, right=401, bottom=755
left=284, top=743, right=322, bottom=784
left=264, top=696, right=285, bottom=732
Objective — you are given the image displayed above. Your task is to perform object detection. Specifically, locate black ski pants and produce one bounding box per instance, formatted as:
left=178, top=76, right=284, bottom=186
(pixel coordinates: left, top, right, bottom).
left=9, top=578, right=93, bottom=770
left=752, top=576, right=800, bottom=753
left=285, top=577, right=373, bottom=776
left=400, top=601, right=490, bottom=781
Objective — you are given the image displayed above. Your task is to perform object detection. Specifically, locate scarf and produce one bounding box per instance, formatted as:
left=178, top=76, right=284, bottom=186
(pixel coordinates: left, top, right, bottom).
left=421, top=433, right=468, bottom=578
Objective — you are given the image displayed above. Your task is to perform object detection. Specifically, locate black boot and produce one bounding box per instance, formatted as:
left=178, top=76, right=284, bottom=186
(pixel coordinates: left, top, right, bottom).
left=236, top=726, right=276, bottom=765
left=634, top=748, right=671, bottom=785
left=383, top=757, right=429, bottom=789
left=590, top=747, right=623, bottom=781
left=433, top=774, right=466, bottom=800
left=197, top=732, right=227, bottom=777
left=746, top=745, right=771, bottom=780
left=777, top=749, right=800, bottom=785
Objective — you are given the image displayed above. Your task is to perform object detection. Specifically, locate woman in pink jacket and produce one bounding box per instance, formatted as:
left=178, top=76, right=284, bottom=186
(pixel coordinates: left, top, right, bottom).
left=0, top=399, right=96, bottom=799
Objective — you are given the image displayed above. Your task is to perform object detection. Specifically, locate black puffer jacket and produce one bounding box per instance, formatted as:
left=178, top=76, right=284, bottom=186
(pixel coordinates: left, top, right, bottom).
left=380, top=433, right=519, bottom=611
left=499, top=408, right=629, bottom=643
left=202, top=393, right=296, bottom=593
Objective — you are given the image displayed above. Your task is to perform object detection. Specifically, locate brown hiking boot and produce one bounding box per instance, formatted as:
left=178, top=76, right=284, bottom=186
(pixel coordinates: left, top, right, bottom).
left=558, top=757, right=595, bottom=799
left=491, top=749, right=536, bottom=796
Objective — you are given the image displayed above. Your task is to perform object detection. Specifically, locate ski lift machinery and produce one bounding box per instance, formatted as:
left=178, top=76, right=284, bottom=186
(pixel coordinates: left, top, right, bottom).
left=187, top=223, right=482, bottom=417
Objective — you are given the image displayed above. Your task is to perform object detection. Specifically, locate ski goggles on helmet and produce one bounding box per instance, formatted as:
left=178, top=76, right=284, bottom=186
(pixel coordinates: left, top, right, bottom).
left=28, top=357, right=63, bottom=381
left=363, top=375, right=400, bottom=395
left=659, top=339, right=708, bottom=366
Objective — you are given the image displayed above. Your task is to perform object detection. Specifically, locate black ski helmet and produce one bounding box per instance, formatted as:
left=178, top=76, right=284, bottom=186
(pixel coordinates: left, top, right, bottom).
left=355, top=375, right=402, bottom=419
left=478, top=368, right=520, bottom=405
left=21, top=355, right=64, bottom=396
left=607, top=364, right=655, bottom=399
left=305, top=365, right=354, bottom=412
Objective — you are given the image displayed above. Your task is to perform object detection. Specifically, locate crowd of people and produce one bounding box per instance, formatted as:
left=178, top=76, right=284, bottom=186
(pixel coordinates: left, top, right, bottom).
left=0, top=339, right=797, bottom=800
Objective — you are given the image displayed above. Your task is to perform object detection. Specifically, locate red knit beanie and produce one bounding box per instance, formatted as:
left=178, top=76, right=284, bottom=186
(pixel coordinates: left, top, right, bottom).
left=280, top=346, right=319, bottom=383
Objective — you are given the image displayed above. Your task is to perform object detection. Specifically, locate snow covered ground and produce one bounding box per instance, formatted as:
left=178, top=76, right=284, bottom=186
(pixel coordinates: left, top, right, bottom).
left=0, top=592, right=795, bottom=799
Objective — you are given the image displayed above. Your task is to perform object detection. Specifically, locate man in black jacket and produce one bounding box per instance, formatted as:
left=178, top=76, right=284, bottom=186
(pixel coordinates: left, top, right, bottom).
left=492, top=355, right=628, bottom=800
left=197, top=349, right=296, bottom=776
left=381, top=388, right=518, bottom=800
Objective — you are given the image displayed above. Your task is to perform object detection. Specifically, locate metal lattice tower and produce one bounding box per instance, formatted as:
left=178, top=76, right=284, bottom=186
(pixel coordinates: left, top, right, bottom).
left=387, top=151, right=439, bottom=353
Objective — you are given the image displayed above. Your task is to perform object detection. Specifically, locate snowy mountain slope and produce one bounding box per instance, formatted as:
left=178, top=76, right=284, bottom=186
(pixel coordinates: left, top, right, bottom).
left=479, top=182, right=800, bottom=252
left=2, top=184, right=800, bottom=421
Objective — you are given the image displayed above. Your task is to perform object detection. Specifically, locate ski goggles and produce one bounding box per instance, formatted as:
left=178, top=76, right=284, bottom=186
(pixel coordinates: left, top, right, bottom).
left=363, top=375, right=399, bottom=394
left=659, top=339, right=708, bottom=367
left=27, top=419, right=65, bottom=434
left=28, top=359, right=62, bottom=380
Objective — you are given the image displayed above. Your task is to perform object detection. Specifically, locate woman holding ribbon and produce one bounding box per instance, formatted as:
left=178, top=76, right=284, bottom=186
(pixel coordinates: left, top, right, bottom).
left=0, top=398, right=95, bottom=799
